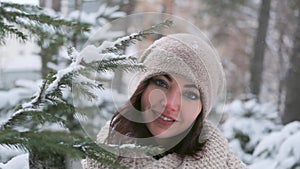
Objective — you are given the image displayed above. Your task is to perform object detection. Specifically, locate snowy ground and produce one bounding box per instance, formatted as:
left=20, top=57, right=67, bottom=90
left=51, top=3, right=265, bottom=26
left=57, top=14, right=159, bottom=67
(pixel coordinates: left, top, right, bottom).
left=0, top=146, right=28, bottom=169
left=0, top=31, right=39, bottom=168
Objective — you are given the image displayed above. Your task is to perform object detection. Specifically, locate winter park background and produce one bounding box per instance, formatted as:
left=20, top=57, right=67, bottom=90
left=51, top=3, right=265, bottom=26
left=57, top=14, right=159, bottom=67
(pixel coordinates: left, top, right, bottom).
left=0, top=0, right=300, bottom=169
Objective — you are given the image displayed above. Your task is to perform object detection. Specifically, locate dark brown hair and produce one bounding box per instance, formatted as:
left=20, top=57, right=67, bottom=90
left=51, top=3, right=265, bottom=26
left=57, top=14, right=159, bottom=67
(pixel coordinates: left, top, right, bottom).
left=107, top=75, right=206, bottom=158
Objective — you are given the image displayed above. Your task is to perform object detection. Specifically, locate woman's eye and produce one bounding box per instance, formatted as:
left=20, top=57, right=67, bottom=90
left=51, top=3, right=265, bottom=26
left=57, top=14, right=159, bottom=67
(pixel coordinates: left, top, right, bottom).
left=184, top=91, right=200, bottom=100
left=154, top=79, right=168, bottom=89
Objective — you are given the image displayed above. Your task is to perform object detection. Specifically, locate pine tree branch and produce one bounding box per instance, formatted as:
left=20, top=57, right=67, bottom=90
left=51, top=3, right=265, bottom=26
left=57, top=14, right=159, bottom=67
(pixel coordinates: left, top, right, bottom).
left=0, top=22, right=27, bottom=40
left=0, top=2, right=90, bottom=44
left=0, top=20, right=173, bottom=167
left=88, top=56, right=144, bottom=72
left=0, top=130, right=164, bottom=168
left=1, top=2, right=90, bottom=30
left=102, top=19, right=173, bottom=54
left=0, top=130, right=127, bottom=168
left=1, top=20, right=173, bottom=130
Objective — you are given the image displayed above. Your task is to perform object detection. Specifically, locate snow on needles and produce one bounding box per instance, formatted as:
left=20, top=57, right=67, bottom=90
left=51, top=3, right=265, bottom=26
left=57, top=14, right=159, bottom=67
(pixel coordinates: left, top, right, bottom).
left=250, top=121, right=300, bottom=169
left=0, top=153, right=29, bottom=169
left=5, top=31, right=137, bottom=129
left=220, top=99, right=300, bottom=169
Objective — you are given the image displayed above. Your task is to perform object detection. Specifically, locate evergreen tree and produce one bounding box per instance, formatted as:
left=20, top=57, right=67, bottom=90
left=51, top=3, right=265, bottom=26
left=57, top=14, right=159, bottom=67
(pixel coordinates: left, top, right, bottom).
left=0, top=9, right=172, bottom=167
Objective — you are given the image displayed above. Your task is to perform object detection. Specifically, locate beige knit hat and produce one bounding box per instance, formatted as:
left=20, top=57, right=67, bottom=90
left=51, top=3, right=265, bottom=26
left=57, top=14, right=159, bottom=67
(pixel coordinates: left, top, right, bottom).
left=132, top=33, right=225, bottom=117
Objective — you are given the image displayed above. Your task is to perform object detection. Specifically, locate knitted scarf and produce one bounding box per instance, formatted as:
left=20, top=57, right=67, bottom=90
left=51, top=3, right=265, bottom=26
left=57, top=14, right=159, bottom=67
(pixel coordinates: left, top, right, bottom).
left=82, top=120, right=248, bottom=169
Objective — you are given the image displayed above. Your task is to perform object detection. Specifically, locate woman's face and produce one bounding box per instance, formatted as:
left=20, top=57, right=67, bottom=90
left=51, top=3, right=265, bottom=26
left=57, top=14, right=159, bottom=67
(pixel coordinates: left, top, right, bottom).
left=141, top=74, right=202, bottom=138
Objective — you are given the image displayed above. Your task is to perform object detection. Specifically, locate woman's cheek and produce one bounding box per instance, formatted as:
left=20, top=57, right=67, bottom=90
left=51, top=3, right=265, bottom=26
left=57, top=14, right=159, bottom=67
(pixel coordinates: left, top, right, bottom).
left=146, top=88, right=167, bottom=108
left=181, top=100, right=202, bottom=118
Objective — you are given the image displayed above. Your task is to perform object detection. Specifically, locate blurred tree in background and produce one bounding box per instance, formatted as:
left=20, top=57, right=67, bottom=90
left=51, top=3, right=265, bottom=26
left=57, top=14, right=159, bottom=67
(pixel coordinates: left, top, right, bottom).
left=249, top=0, right=271, bottom=101
left=0, top=1, right=90, bottom=78
left=283, top=1, right=300, bottom=124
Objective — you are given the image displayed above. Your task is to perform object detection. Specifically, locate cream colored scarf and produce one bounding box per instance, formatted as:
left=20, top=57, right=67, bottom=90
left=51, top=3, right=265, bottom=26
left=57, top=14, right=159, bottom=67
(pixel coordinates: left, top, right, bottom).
left=82, top=120, right=248, bottom=169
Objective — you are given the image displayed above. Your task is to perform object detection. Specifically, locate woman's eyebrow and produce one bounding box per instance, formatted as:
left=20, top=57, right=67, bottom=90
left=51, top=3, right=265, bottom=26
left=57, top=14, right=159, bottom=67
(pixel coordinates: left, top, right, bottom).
left=184, top=84, right=198, bottom=89
left=162, top=74, right=172, bottom=82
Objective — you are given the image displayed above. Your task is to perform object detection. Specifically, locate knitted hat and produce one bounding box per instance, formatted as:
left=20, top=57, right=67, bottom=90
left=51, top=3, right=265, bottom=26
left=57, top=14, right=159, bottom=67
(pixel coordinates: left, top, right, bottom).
left=132, top=33, right=225, bottom=117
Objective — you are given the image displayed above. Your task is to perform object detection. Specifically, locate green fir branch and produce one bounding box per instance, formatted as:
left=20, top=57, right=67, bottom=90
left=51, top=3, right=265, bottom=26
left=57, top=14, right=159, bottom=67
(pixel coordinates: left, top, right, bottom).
left=72, top=82, right=99, bottom=101
left=90, top=56, right=144, bottom=72
left=0, top=20, right=173, bottom=167
left=0, top=130, right=127, bottom=168
left=0, top=22, right=28, bottom=41
left=0, top=2, right=90, bottom=44
left=102, top=19, right=173, bottom=54
left=141, top=19, right=173, bottom=35
left=1, top=19, right=173, bottom=131
left=2, top=108, right=69, bottom=131
left=1, top=2, right=90, bottom=31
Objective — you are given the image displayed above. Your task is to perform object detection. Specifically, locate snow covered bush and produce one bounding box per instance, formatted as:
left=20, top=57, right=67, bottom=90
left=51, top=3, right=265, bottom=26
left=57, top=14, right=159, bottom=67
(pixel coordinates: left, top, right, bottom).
left=218, top=99, right=281, bottom=164
left=249, top=121, right=300, bottom=169
left=0, top=152, right=29, bottom=169
left=219, top=99, right=300, bottom=168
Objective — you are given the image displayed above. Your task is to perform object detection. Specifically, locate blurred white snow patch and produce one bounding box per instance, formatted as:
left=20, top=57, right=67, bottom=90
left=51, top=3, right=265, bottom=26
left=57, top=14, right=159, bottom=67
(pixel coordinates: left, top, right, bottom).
left=89, top=25, right=124, bottom=43
left=0, top=145, right=27, bottom=162
left=220, top=99, right=278, bottom=119
left=249, top=159, right=277, bottom=169
left=0, top=153, right=29, bottom=169
left=88, top=25, right=124, bottom=43
left=252, top=121, right=300, bottom=169
left=0, top=145, right=28, bottom=169
left=68, top=10, right=95, bottom=24
left=218, top=99, right=281, bottom=164
left=78, top=44, right=123, bottom=64
left=58, top=46, right=70, bottom=60
left=79, top=45, right=102, bottom=63
left=0, top=38, right=41, bottom=72
left=228, top=139, right=252, bottom=163
left=41, top=7, right=59, bottom=17
left=275, top=131, right=300, bottom=168
left=223, top=99, right=244, bottom=115
left=15, top=79, right=42, bottom=91
left=47, top=62, right=62, bottom=72
left=281, top=121, right=300, bottom=135
left=253, top=131, right=285, bottom=158
left=67, top=4, right=125, bottom=25
left=1, top=54, right=41, bottom=72
left=0, top=79, right=42, bottom=109
left=0, top=88, right=33, bottom=108
left=99, top=71, right=114, bottom=80
left=38, top=122, right=69, bottom=132
left=0, top=0, right=38, bottom=5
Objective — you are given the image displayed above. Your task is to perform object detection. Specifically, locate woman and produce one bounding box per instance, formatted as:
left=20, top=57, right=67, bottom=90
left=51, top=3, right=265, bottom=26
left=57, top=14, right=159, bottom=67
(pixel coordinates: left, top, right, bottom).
left=83, top=33, right=247, bottom=168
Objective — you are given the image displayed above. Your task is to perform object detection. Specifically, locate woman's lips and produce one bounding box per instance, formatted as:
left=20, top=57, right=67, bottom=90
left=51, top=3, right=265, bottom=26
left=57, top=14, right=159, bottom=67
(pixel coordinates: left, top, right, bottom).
left=152, top=110, right=178, bottom=122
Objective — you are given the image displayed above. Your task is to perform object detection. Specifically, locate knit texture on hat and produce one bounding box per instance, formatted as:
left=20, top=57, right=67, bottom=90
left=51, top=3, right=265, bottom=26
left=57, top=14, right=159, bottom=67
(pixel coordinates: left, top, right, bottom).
left=135, top=33, right=225, bottom=117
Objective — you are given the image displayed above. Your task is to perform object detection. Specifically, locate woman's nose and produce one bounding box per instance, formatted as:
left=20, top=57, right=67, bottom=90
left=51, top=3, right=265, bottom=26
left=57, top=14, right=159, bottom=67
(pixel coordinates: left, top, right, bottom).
left=161, top=89, right=181, bottom=112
